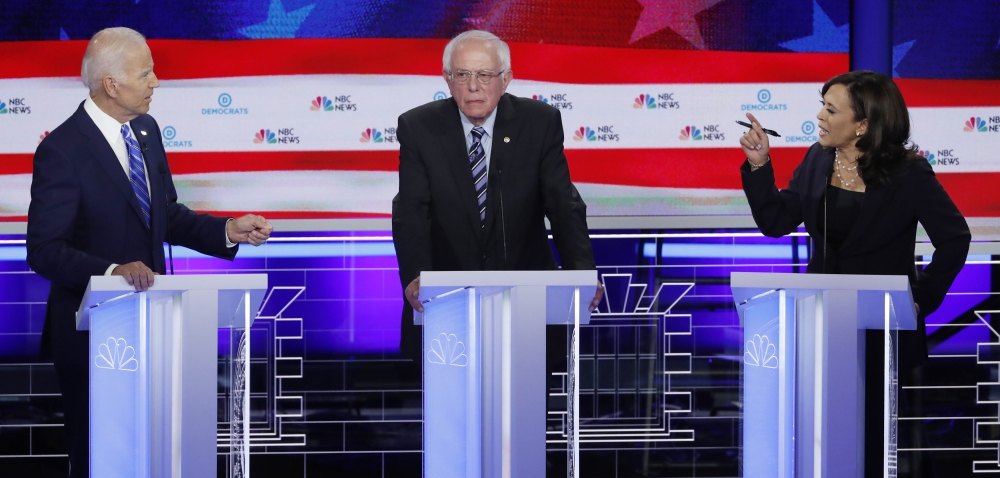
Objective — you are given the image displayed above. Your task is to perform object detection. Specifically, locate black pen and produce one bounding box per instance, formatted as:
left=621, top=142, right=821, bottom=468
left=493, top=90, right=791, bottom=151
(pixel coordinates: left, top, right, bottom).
left=736, top=120, right=781, bottom=138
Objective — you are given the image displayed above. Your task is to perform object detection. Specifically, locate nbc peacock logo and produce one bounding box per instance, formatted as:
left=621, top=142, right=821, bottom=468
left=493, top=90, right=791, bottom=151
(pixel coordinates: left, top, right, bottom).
left=634, top=94, right=656, bottom=109
left=919, top=150, right=936, bottom=165
left=254, top=129, right=277, bottom=144
left=532, top=93, right=572, bottom=109
left=360, top=128, right=383, bottom=143
left=310, top=96, right=333, bottom=111
left=679, top=126, right=702, bottom=141
left=964, top=117, right=987, bottom=132
left=0, top=102, right=6, bottom=114
left=573, top=127, right=596, bottom=141
left=922, top=148, right=960, bottom=166
left=634, top=93, right=680, bottom=109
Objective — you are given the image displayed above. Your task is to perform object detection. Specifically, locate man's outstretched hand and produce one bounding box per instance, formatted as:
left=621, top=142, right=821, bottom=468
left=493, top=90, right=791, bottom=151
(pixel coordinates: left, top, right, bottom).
left=227, top=214, right=273, bottom=246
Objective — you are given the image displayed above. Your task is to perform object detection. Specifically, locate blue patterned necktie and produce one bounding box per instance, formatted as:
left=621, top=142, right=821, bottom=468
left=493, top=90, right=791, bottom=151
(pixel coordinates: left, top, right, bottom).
left=121, top=124, right=151, bottom=228
left=469, top=126, right=487, bottom=226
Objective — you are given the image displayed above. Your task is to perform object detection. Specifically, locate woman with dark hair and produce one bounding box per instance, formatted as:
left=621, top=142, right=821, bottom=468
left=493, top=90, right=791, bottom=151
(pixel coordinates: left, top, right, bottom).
left=739, top=70, right=970, bottom=474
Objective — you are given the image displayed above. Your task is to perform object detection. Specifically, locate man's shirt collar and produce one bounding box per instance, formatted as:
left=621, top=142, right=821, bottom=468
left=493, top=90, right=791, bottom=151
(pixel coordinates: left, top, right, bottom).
left=459, top=107, right=497, bottom=139
left=83, top=96, right=129, bottom=144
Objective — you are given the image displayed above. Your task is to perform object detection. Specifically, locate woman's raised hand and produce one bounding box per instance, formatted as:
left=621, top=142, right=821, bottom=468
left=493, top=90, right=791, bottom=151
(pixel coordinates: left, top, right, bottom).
left=740, top=112, right=770, bottom=165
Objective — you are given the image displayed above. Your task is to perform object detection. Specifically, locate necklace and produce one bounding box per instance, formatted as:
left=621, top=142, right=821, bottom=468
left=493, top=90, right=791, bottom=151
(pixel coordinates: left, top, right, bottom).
left=834, top=150, right=861, bottom=189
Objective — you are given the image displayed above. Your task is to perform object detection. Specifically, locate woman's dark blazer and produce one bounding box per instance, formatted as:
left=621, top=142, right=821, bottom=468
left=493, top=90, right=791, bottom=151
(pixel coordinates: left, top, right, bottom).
left=741, top=142, right=971, bottom=363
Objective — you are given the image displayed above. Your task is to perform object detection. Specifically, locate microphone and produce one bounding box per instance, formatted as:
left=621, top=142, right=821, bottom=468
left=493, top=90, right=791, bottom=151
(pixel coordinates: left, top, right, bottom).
left=158, top=162, right=174, bottom=275
left=822, top=170, right=830, bottom=274
left=497, top=168, right=508, bottom=266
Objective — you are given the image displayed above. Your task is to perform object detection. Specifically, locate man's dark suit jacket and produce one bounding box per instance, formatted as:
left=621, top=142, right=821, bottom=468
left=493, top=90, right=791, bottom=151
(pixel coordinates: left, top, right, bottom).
left=741, top=142, right=971, bottom=364
left=392, top=93, right=596, bottom=356
left=26, top=102, right=237, bottom=476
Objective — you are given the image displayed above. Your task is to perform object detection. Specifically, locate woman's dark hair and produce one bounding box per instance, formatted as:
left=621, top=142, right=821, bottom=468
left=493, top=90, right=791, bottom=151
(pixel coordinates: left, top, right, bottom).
left=821, top=70, right=920, bottom=187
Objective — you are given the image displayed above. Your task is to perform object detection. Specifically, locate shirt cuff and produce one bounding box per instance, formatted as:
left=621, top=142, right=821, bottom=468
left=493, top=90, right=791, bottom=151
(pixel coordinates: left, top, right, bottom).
left=105, top=264, right=118, bottom=276
left=225, top=218, right=237, bottom=248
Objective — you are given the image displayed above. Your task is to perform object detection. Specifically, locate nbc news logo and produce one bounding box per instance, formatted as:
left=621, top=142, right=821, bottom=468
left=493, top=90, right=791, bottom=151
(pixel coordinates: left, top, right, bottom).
left=920, top=149, right=959, bottom=166
left=679, top=125, right=724, bottom=141
left=532, top=94, right=572, bottom=110
left=0, top=97, right=31, bottom=115
left=964, top=116, right=1000, bottom=133
left=254, top=128, right=299, bottom=144
left=633, top=93, right=679, bottom=109
left=311, top=95, right=357, bottom=112
left=679, top=126, right=701, bottom=140
left=360, top=127, right=396, bottom=143
left=573, top=126, right=618, bottom=142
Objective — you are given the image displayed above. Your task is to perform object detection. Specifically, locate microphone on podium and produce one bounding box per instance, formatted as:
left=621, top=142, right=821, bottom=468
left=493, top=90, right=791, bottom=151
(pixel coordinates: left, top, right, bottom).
left=157, top=162, right=174, bottom=275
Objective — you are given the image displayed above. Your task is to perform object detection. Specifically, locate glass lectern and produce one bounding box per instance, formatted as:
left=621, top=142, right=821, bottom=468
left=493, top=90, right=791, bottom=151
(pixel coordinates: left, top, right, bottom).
left=416, top=270, right=597, bottom=478
left=731, top=272, right=917, bottom=478
left=77, top=274, right=267, bottom=478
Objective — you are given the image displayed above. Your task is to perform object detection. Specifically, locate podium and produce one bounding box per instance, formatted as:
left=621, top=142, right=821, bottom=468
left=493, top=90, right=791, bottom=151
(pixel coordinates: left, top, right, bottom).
left=416, top=270, right=597, bottom=478
left=76, top=274, right=268, bottom=478
left=730, top=272, right=917, bottom=478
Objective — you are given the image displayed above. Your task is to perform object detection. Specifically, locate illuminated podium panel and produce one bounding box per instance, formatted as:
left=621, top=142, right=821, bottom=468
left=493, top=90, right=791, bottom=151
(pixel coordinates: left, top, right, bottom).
left=76, top=274, right=267, bottom=478
left=730, top=273, right=917, bottom=478
left=416, top=270, right=597, bottom=478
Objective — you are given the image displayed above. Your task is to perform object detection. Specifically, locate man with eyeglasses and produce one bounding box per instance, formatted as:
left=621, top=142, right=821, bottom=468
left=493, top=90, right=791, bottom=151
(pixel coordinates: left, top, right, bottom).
left=392, top=30, right=603, bottom=359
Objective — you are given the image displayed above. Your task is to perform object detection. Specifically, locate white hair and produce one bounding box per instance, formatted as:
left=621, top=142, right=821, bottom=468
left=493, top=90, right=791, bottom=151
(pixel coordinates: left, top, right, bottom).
left=442, top=30, right=511, bottom=73
left=81, top=27, right=147, bottom=93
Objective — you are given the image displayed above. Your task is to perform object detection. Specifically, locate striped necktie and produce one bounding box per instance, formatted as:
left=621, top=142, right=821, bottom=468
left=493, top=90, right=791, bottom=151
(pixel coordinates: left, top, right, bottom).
left=121, top=124, right=151, bottom=228
left=469, top=126, right=487, bottom=226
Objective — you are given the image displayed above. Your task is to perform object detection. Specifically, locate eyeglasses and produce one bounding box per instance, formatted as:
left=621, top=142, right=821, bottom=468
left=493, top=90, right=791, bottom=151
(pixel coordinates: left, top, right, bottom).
left=449, top=70, right=505, bottom=85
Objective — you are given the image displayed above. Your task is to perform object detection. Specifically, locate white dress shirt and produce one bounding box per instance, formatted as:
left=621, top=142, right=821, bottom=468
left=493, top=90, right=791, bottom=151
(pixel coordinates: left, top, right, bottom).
left=459, top=108, right=497, bottom=185
left=83, top=97, right=151, bottom=188
left=82, top=97, right=235, bottom=276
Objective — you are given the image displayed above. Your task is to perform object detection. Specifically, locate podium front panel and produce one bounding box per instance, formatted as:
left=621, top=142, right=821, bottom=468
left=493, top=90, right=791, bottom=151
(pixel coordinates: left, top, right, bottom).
left=424, top=289, right=481, bottom=478
left=219, top=290, right=254, bottom=478
left=884, top=293, right=901, bottom=477
left=732, top=273, right=913, bottom=478
left=90, top=294, right=150, bottom=478
left=741, top=291, right=795, bottom=478
left=418, top=272, right=592, bottom=478
left=83, top=281, right=260, bottom=478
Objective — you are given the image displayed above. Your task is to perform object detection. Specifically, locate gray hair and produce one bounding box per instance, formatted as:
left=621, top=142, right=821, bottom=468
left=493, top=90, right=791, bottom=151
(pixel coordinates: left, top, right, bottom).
left=442, top=30, right=511, bottom=73
left=81, top=27, right=147, bottom=93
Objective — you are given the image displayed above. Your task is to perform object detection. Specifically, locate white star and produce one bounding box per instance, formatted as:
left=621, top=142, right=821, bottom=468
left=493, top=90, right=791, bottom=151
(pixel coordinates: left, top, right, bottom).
left=630, top=0, right=725, bottom=50
left=239, top=0, right=315, bottom=39
left=892, top=40, right=916, bottom=77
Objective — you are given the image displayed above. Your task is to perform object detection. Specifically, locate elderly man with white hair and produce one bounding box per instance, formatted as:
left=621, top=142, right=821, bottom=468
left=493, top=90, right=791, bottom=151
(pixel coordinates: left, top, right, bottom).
left=27, top=27, right=273, bottom=476
left=391, top=30, right=603, bottom=359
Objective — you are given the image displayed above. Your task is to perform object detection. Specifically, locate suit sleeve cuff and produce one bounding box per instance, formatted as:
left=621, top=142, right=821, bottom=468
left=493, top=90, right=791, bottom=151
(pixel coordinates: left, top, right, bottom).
left=225, top=218, right=237, bottom=248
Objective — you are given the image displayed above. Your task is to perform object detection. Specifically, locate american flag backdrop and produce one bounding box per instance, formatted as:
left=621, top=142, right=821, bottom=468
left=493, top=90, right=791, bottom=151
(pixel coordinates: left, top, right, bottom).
left=0, top=0, right=997, bottom=223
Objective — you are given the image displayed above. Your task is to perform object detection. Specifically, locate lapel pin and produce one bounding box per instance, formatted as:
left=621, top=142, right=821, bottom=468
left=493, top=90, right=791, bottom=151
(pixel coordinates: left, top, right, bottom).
left=503, top=137, right=510, bottom=143
left=140, top=130, right=147, bottom=136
